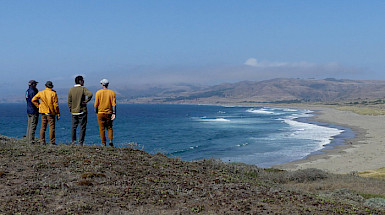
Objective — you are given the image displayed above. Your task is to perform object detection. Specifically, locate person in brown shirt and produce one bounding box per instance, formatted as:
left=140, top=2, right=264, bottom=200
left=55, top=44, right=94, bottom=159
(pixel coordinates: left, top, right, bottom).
left=94, top=79, right=116, bottom=146
left=68, top=75, right=93, bottom=145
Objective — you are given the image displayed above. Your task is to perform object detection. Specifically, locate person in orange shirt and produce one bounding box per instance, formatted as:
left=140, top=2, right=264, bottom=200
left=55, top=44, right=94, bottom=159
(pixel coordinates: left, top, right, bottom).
left=94, top=79, right=116, bottom=146
left=31, top=81, right=60, bottom=145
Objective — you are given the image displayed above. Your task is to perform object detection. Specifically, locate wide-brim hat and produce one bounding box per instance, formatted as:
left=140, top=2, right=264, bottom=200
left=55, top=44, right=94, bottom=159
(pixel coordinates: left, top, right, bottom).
left=45, top=81, right=54, bottom=88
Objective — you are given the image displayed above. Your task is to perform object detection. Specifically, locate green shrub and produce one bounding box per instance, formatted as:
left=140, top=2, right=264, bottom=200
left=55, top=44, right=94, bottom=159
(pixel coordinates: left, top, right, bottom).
left=364, top=198, right=385, bottom=209
left=360, top=193, right=385, bottom=199
left=285, top=168, right=329, bottom=183
left=331, top=188, right=365, bottom=203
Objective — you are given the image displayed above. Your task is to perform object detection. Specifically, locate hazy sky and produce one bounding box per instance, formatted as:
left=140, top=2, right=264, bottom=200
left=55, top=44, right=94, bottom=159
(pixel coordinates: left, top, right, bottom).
left=2, top=0, right=385, bottom=95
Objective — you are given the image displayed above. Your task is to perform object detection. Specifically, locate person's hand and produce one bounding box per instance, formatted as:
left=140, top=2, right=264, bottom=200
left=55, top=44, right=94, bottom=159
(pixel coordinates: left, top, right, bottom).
left=111, top=114, right=116, bottom=120
left=57, top=115, right=60, bottom=121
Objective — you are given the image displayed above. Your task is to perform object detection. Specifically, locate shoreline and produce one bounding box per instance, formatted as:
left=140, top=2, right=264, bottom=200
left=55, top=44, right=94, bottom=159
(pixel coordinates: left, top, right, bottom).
left=273, top=106, right=385, bottom=174
left=296, top=109, right=356, bottom=156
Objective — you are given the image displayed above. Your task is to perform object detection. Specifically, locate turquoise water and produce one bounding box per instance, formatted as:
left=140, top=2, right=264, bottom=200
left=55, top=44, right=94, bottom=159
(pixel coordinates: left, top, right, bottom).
left=0, top=103, right=350, bottom=168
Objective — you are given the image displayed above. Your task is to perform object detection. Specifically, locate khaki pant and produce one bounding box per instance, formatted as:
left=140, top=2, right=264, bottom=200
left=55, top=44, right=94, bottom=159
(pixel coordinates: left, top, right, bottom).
left=26, top=114, right=39, bottom=144
left=40, top=114, right=56, bottom=144
left=97, top=113, right=113, bottom=145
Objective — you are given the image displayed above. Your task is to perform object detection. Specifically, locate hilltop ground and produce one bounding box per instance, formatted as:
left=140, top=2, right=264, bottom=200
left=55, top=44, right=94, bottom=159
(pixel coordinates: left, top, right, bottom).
left=1, top=135, right=385, bottom=214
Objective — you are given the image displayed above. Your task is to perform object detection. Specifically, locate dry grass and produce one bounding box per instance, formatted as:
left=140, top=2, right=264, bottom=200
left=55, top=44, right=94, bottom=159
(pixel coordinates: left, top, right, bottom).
left=319, top=99, right=385, bottom=115
left=0, top=135, right=384, bottom=214
left=282, top=172, right=385, bottom=198
left=81, top=172, right=107, bottom=179
left=336, top=106, right=385, bottom=115
left=359, top=167, right=385, bottom=179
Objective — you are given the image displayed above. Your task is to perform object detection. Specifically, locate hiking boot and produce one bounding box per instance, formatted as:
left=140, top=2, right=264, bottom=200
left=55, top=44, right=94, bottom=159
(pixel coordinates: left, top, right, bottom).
left=28, top=138, right=37, bottom=144
left=109, top=141, right=114, bottom=147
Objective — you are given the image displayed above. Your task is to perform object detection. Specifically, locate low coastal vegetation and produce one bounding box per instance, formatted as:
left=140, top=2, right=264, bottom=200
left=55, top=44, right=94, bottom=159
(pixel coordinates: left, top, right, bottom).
left=1, top=135, right=385, bottom=214
left=359, top=167, right=385, bottom=179
left=324, top=98, right=385, bottom=115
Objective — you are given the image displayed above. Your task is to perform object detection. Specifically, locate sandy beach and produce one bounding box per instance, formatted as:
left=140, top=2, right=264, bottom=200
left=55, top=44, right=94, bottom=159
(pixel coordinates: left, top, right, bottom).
left=274, top=106, right=385, bottom=174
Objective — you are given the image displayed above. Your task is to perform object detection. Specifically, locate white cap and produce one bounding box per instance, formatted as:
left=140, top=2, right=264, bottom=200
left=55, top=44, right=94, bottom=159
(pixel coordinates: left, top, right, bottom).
left=100, top=79, right=109, bottom=86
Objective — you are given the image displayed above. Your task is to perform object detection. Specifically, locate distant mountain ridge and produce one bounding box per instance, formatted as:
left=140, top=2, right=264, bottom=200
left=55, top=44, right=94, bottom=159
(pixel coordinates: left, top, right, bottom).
left=122, top=78, right=385, bottom=104
left=4, top=78, right=385, bottom=104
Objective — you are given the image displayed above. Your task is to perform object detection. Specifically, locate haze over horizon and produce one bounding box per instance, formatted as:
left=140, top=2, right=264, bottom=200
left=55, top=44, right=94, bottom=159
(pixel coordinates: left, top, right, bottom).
left=2, top=1, right=385, bottom=98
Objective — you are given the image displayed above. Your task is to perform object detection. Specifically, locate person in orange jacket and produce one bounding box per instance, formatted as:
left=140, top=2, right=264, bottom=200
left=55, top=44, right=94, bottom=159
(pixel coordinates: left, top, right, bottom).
left=32, top=81, right=60, bottom=145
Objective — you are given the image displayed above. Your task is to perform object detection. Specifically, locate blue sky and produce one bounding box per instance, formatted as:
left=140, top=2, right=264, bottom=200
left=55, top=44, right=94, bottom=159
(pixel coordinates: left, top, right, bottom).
left=2, top=0, right=385, bottom=95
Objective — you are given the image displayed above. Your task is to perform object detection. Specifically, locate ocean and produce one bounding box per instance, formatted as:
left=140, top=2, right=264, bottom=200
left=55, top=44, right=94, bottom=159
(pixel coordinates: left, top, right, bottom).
left=0, top=103, right=353, bottom=168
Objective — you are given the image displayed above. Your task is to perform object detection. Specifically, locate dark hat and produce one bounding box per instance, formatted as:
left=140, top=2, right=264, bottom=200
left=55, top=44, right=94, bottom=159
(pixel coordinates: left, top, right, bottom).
left=45, top=81, right=54, bottom=88
left=28, top=80, right=38, bottom=86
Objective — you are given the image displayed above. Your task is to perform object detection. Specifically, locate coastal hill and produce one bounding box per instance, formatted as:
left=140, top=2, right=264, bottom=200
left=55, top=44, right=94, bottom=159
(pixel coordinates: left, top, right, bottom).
left=121, top=78, right=385, bottom=104
left=3, top=78, right=385, bottom=104
left=1, top=135, right=385, bottom=214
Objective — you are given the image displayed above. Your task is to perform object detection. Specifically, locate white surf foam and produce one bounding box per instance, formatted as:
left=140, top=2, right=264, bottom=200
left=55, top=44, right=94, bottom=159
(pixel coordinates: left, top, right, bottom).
left=246, top=108, right=276, bottom=115
left=197, top=117, right=230, bottom=122
left=226, top=109, right=344, bottom=167
left=282, top=116, right=343, bottom=150
left=283, top=108, right=298, bottom=112
left=236, top=142, right=249, bottom=147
